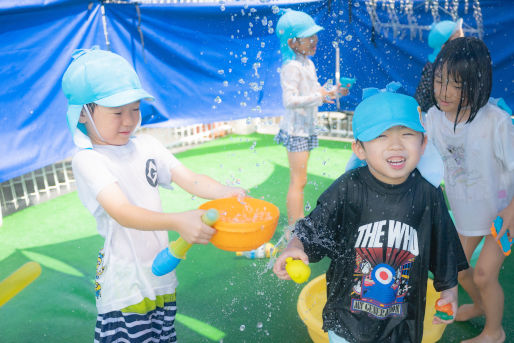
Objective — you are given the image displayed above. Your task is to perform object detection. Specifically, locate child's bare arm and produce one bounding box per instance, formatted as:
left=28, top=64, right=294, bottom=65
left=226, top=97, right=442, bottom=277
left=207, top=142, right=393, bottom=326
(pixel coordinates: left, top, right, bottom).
left=171, top=164, right=246, bottom=200
left=273, top=237, right=309, bottom=280
left=433, top=285, right=458, bottom=325
left=97, top=183, right=215, bottom=244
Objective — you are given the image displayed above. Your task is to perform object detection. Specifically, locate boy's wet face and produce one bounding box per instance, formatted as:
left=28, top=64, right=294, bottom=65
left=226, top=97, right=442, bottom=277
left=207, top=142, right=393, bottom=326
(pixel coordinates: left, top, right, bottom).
left=352, top=126, right=427, bottom=185
left=289, top=35, right=318, bottom=56
left=81, top=101, right=141, bottom=146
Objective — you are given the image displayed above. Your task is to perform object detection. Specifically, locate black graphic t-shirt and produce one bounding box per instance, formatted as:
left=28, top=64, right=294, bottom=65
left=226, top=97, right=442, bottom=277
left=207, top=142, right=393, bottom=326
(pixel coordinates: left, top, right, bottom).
left=295, top=167, right=468, bottom=343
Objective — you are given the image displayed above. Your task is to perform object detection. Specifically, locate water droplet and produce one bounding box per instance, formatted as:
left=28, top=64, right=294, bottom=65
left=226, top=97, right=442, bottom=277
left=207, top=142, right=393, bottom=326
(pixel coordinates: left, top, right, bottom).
left=304, top=201, right=311, bottom=212
left=217, top=69, right=225, bottom=75
left=345, top=34, right=353, bottom=42
left=214, top=96, right=222, bottom=104
left=240, top=324, right=246, bottom=331
left=240, top=102, right=247, bottom=107
left=241, top=57, right=248, bottom=64
left=220, top=5, right=225, bottom=11
left=271, top=5, right=279, bottom=14
left=257, top=322, right=263, bottom=329
left=223, top=81, right=229, bottom=87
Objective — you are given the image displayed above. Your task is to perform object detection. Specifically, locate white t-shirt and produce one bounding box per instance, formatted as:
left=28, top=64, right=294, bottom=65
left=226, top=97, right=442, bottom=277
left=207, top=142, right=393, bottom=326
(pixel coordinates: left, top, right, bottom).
left=425, top=103, right=514, bottom=236
left=72, top=134, right=181, bottom=314
left=279, top=54, right=323, bottom=137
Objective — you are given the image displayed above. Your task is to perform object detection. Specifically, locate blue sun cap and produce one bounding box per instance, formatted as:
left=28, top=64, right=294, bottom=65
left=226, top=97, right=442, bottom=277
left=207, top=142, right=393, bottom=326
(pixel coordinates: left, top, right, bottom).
left=427, top=18, right=463, bottom=62
left=276, top=9, right=323, bottom=64
left=62, top=47, right=154, bottom=147
left=348, top=82, right=444, bottom=187
left=353, top=82, right=424, bottom=142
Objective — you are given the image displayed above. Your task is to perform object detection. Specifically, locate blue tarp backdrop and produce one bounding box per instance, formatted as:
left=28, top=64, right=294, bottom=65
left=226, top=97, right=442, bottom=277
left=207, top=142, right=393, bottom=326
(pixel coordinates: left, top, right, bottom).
left=0, top=0, right=512, bottom=182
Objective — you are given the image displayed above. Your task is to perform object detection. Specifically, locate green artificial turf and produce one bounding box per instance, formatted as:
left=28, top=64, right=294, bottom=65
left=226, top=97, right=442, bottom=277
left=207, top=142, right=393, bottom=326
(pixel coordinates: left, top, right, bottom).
left=0, top=133, right=511, bottom=342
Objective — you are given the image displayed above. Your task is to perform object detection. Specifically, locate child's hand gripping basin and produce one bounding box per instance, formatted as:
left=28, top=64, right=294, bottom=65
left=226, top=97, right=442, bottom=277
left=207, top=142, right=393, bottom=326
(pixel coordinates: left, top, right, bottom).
left=199, top=197, right=280, bottom=252
left=297, top=275, right=446, bottom=343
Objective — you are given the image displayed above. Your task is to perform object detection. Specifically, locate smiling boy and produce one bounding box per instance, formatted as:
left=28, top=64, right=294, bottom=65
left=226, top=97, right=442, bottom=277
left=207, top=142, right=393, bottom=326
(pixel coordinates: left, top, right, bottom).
left=274, top=87, right=468, bottom=343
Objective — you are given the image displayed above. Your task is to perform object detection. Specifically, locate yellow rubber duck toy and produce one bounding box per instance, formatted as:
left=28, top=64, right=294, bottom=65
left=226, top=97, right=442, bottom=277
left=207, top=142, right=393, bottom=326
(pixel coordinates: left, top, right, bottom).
left=285, top=257, right=311, bottom=283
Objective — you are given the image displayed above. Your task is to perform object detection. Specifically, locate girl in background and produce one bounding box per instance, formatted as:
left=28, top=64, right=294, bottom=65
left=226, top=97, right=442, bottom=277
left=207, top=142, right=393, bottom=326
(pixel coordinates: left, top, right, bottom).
left=425, top=36, right=514, bottom=343
left=275, top=9, right=348, bottom=226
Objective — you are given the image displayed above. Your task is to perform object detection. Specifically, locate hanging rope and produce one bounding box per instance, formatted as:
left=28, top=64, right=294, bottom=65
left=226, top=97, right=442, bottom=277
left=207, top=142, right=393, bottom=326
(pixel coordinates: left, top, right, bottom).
left=100, top=3, right=111, bottom=51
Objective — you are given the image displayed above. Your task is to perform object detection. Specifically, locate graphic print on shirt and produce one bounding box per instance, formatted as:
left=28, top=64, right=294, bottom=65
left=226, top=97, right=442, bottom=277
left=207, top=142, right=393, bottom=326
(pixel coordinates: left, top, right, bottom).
left=443, top=144, right=480, bottom=190
left=351, top=220, right=419, bottom=319
left=145, top=159, right=158, bottom=187
left=95, top=249, right=105, bottom=299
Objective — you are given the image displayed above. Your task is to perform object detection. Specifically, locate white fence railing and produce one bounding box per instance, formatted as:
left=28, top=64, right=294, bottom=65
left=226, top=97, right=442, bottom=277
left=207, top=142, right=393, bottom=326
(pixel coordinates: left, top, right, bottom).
left=0, top=112, right=353, bottom=223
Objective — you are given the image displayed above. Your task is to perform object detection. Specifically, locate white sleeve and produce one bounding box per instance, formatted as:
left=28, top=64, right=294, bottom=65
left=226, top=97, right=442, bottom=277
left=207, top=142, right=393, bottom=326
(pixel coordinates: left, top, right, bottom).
left=280, top=62, right=323, bottom=110
left=493, top=113, right=514, bottom=171
left=72, top=150, right=117, bottom=214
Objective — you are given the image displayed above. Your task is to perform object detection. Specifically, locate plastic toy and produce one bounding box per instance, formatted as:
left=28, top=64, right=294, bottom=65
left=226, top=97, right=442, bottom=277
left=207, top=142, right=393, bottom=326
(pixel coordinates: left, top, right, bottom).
left=434, top=299, right=454, bottom=321
left=152, top=209, right=219, bottom=276
left=236, top=243, right=275, bottom=259
left=0, top=261, right=42, bottom=307
left=340, top=77, right=356, bottom=89
left=490, top=216, right=512, bottom=256
left=285, top=257, right=311, bottom=284
left=198, top=197, right=279, bottom=252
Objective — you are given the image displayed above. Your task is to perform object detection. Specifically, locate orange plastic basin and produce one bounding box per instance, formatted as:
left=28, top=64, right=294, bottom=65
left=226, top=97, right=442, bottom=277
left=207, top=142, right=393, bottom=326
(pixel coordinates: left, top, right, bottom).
left=199, top=197, right=279, bottom=252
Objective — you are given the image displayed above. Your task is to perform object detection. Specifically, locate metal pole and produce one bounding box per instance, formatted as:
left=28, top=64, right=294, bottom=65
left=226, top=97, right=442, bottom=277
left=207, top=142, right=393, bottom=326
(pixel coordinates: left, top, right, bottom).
left=335, top=44, right=340, bottom=111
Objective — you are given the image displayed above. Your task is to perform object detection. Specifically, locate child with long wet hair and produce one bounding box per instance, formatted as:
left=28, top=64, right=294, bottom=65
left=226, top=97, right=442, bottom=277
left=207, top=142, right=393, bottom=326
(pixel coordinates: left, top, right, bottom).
left=426, top=36, right=514, bottom=343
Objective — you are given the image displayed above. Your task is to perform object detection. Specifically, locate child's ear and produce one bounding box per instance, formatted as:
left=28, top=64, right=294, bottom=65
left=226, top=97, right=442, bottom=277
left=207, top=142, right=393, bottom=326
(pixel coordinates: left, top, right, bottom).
left=352, top=141, right=366, bottom=160
left=287, top=38, right=295, bottom=49
left=420, top=134, right=428, bottom=154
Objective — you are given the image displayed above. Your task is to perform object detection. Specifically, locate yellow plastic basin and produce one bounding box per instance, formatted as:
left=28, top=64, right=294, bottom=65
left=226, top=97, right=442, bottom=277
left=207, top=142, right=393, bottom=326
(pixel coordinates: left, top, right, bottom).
left=297, top=274, right=446, bottom=343
left=199, top=197, right=279, bottom=252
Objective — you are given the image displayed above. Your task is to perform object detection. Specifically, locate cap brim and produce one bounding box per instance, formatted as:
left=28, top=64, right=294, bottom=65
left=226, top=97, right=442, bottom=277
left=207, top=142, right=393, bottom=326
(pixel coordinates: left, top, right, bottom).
left=95, top=89, right=154, bottom=107
left=297, top=25, right=323, bottom=38
left=357, top=121, right=425, bottom=142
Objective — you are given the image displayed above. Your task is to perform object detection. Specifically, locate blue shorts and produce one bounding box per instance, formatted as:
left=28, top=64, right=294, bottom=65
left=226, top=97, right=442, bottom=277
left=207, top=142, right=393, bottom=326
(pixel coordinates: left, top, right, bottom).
left=94, top=298, right=177, bottom=343
left=274, top=129, right=318, bottom=152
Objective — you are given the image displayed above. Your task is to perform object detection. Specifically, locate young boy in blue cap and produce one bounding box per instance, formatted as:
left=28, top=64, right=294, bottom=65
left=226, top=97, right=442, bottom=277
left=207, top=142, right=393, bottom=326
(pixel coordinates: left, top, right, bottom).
left=62, top=47, right=245, bottom=342
left=273, top=85, right=468, bottom=343
left=415, top=19, right=464, bottom=112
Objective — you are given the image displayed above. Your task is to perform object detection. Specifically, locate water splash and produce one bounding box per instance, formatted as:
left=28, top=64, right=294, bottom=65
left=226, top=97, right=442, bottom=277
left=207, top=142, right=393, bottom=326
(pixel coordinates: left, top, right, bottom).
left=264, top=226, right=294, bottom=272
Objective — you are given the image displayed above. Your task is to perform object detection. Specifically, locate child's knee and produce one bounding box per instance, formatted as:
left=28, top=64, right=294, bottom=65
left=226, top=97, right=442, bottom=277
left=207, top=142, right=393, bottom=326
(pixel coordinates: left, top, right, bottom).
left=290, top=175, right=307, bottom=188
left=472, top=267, right=496, bottom=289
